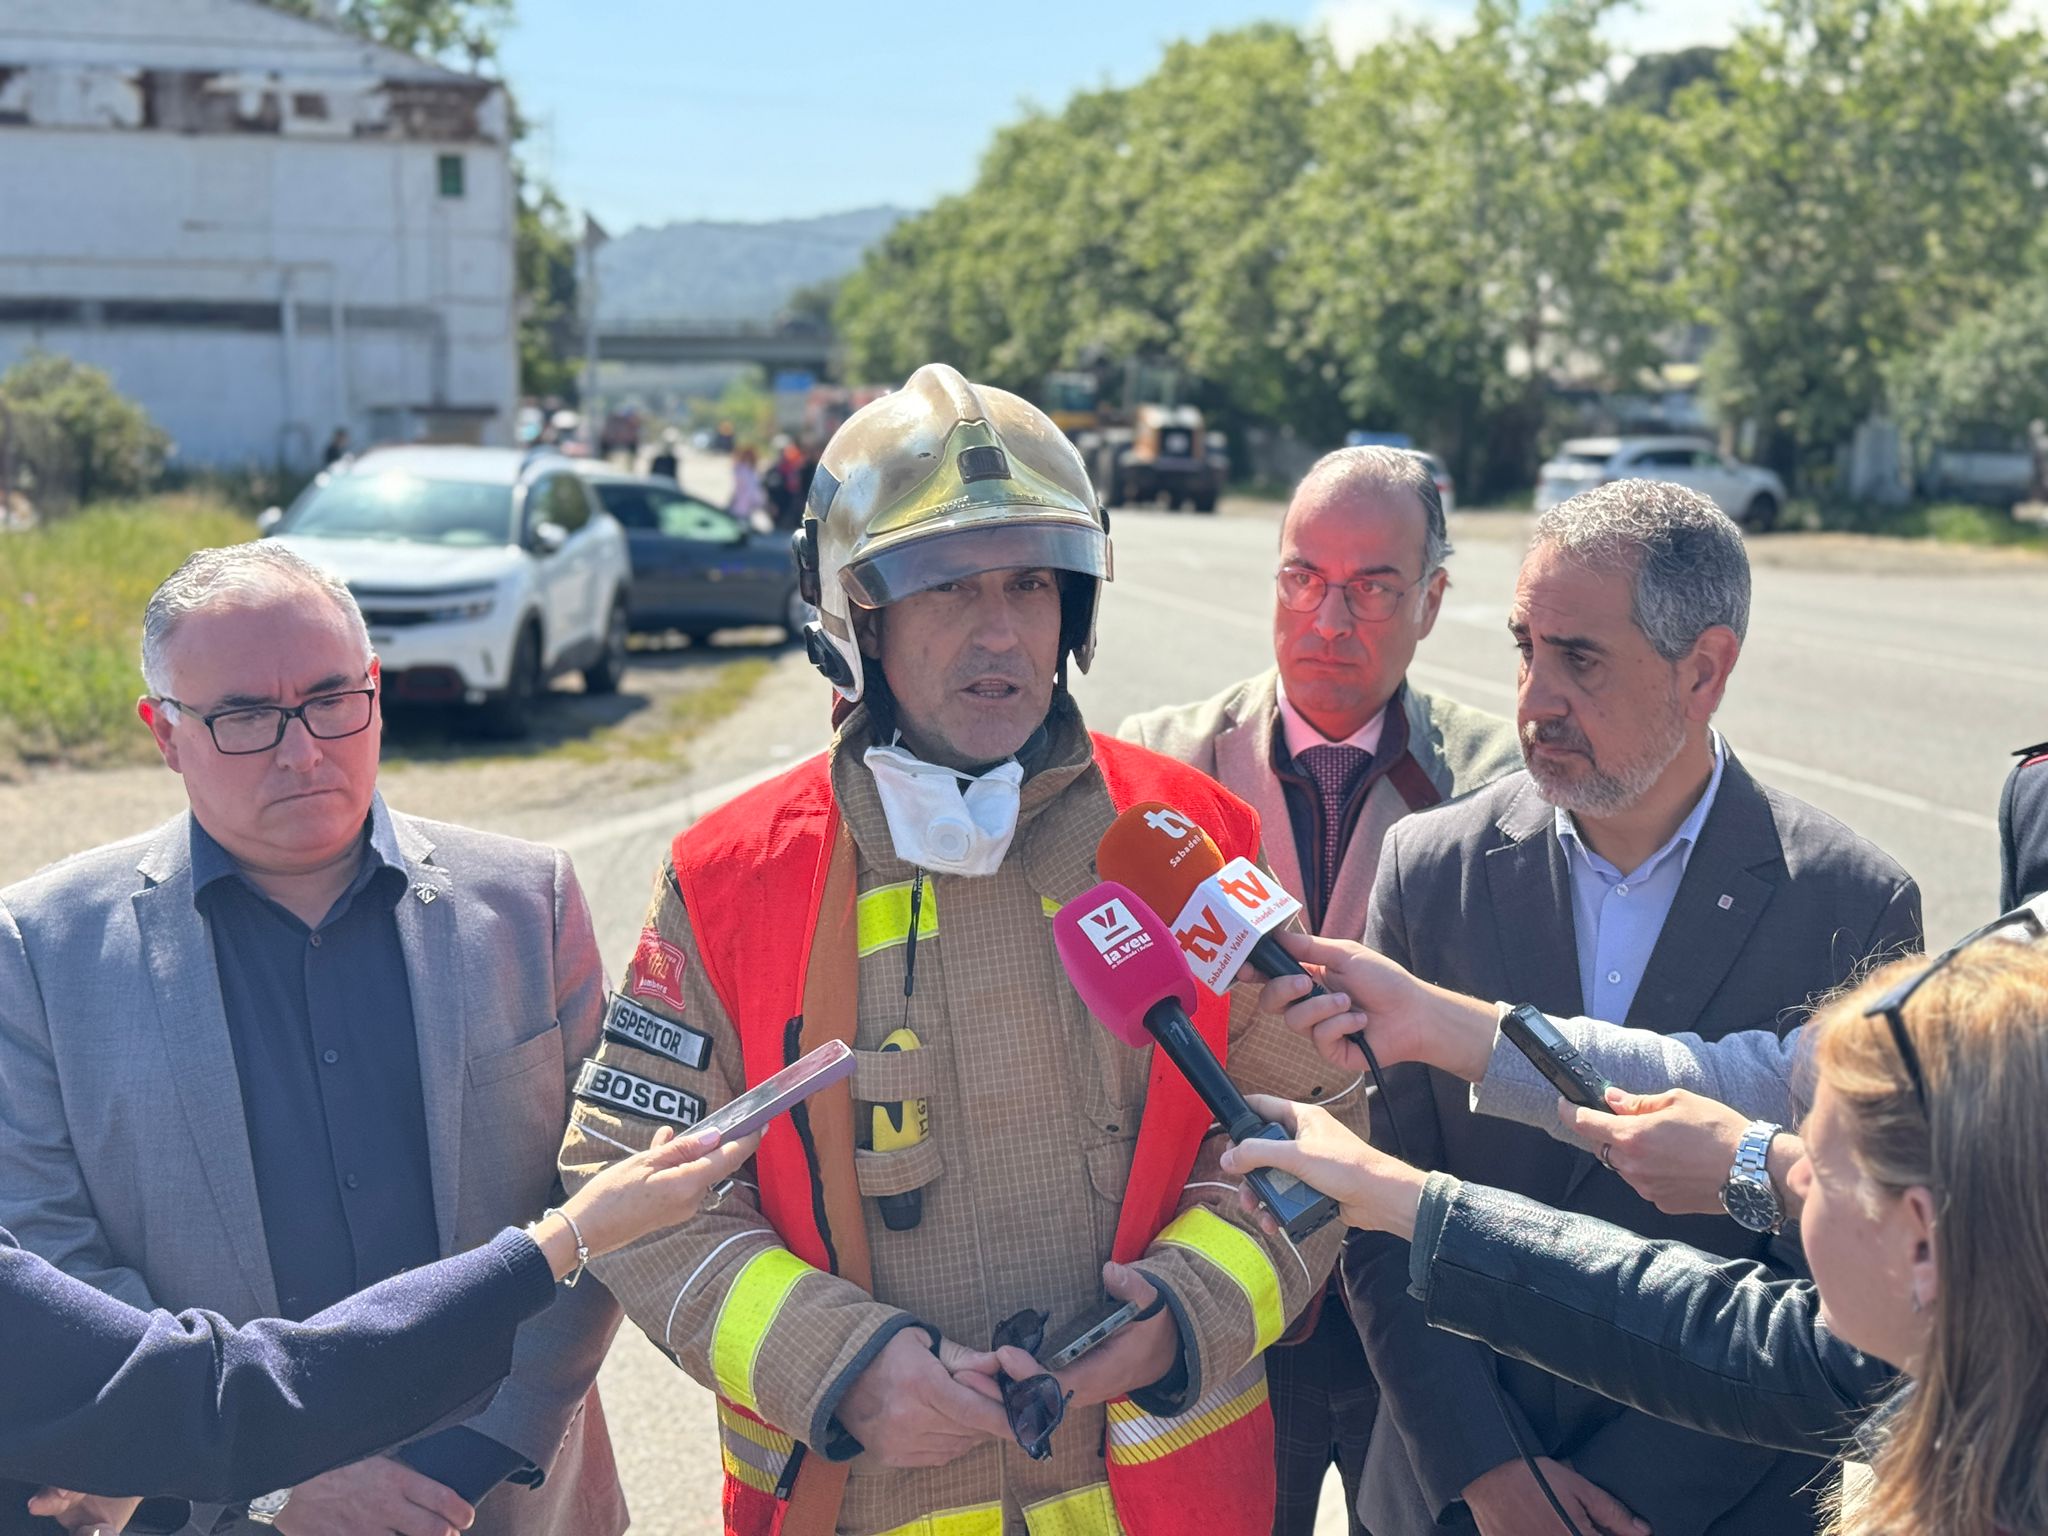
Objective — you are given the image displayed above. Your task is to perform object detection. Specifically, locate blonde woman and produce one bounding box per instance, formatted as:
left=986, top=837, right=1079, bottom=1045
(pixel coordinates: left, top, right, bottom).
left=1226, top=907, right=2048, bottom=1536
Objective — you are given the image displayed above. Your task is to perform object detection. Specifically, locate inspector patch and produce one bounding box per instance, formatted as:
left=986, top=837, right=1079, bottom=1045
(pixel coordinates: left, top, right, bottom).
left=602, top=991, right=711, bottom=1070
left=573, top=1060, right=705, bottom=1127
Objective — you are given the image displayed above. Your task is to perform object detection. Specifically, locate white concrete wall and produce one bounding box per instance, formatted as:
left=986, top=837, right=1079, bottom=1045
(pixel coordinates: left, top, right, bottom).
left=0, top=58, right=516, bottom=468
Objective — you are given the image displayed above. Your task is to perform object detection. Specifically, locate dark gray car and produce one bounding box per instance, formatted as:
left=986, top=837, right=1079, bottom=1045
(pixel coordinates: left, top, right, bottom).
left=580, top=474, right=810, bottom=643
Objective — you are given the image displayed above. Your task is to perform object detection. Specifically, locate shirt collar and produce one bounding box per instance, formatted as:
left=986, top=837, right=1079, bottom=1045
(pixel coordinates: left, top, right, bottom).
left=189, top=791, right=406, bottom=901
left=1275, top=677, right=1389, bottom=760
left=1555, top=731, right=1726, bottom=880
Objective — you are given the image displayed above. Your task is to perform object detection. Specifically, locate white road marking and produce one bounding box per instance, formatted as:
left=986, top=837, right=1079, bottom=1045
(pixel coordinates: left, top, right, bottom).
left=551, top=757, right=816, bottom=859
left=1118, top=578, right=1996, bottom=835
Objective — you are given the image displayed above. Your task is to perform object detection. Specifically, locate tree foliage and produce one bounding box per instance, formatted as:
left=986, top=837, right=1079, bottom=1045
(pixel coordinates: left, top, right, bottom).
left=267, top=0, right=513, bottom=66
left=0, top=352, right=170, bottom=513
left=1886, top=275, right=2048, bottom=451
left=834, top=0, right=2048, bottom=495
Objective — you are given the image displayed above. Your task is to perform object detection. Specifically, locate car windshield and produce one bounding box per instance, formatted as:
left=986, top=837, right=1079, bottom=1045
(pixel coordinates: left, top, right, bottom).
left=593, top=483, right=741, bottom=541
left=1559, top=450, right=1612, bottom=466
left=280, top=472, right=516, bottom=546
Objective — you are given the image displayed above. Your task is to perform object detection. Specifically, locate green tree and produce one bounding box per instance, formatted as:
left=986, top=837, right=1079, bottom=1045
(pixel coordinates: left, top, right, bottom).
left=1276, top=0, right=1684, bottom=490
left=0, top=352, right=170, bottom=511
left=1679, top=0, right=2048, bottom=482
left=516, top=177, right=581, bottom=400
left=1887, top=275, right=2048, bottom=456
left=267, top=0, right=513, bottom=66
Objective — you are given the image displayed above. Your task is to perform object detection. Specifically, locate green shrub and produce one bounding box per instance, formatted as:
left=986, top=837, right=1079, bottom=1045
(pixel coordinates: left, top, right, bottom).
left=0, top=496, right=252, bottom=774
left=0, top=352, right=170, bottom=515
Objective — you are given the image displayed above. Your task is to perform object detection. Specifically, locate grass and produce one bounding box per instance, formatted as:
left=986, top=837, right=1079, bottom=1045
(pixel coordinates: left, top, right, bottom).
left=1780, top=498, right=2048, bottom=550
left=554, top=656, right=773, bottom=770
left=0, top=496, right=254, bottom=775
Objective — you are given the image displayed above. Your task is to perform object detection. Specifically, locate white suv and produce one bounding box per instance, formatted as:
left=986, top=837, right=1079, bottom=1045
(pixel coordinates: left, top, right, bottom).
left=261, top=445, right=632, bottom=736
left=1535, top=436, right=1787, bottom=531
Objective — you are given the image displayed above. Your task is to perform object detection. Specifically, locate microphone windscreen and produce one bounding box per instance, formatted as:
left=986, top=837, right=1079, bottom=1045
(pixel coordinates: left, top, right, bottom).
left=1053, top=881, right=1201, bottom=1048
left=1096, top=802, right=1226, bottom=928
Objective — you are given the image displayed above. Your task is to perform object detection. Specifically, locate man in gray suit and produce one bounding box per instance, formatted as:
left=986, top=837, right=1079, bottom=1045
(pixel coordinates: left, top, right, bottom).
left=1122, top=446, right=1518, bottom=1536
left=1349, top=482, right=1921, bottom=1536
left=0, top=545, right=624, bottom=1536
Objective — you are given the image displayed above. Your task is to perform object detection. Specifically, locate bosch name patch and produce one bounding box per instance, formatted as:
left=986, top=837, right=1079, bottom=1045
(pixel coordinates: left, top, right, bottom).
left=573, top=1060, right=704, bottom=1127
left=627, top=926, right=688, bottom=1011
left=602, top=992, right=711, bottom=1070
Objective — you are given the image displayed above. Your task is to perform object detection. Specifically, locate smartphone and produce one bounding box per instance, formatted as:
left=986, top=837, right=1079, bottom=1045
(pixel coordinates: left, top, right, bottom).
left=1045, top=1297, right=1143, bottom=1370
left=1498, top=1004, right=1615, bottom=1112
left=695, top=1040, right=856, bottom=1142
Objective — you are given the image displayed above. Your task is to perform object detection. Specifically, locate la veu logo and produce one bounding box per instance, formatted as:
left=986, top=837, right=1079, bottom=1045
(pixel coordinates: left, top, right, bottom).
left=1083, top=898, right=1142, bottom=954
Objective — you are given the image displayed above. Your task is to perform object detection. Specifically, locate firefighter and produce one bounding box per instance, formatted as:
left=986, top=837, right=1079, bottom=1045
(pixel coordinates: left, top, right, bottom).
left=558, top=364, right=1363, bottom=1536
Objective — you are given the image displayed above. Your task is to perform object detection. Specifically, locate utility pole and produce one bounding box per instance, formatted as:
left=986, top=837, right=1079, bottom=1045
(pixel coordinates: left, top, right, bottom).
left=578, top=214, right=609, bottom=412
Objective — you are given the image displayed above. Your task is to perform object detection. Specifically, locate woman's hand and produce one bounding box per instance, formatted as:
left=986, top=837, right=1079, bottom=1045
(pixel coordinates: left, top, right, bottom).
left=543, top=1124, right=763, bottom=1277
left=1220, top=1095, right=1428, bottom=1238
left=25, top=1490, right=142, bottom=1533
left=1257, top=932, right=1500, bottom=1084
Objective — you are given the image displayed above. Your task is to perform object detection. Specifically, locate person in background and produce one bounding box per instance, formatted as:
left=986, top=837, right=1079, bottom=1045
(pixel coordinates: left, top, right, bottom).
left=728, top=444, right=765, bottom=525
left=321, top=428, right=350, bottom=468
left=1121, top=444, right=1518, bottom=1536
left=10, top=1125, right=758, bottom=1536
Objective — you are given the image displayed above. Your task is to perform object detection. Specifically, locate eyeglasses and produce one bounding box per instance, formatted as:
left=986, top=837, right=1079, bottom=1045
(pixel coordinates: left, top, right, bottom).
left=1861, top=894, right=2048, bottom=1116
left=1276, top=564, right=1429, bottom=624
left=991, top=1307, right=1069, bottom=1461
left=156, top=686, right=378, bottom=756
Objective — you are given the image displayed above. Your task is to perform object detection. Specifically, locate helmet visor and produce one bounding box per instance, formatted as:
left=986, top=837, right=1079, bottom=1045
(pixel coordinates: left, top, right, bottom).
left=842, top=522, right=1111, bottom=610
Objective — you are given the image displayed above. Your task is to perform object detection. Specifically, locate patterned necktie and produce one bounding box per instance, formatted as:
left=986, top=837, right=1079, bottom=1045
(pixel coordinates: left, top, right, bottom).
left=1296, top=743, right=1373, bottom=901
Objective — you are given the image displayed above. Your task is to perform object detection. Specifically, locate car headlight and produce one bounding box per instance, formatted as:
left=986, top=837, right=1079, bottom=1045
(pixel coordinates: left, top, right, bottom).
left=423, top=590, right=498, bottom=623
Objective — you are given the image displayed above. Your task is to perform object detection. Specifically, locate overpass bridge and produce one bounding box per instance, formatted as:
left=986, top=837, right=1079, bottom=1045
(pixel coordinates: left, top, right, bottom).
left=584, top=319, right=841, bottom=376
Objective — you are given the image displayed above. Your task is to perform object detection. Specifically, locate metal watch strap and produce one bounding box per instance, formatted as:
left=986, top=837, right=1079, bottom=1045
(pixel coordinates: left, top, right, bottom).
left=1727, top=1120, right=1784, bottom=1232
left=245, top=1488, right=292, bottom=1525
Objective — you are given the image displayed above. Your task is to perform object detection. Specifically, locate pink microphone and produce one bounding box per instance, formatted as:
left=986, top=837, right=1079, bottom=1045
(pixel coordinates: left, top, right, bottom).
left=1053, top=882, right=1339, bottom=1241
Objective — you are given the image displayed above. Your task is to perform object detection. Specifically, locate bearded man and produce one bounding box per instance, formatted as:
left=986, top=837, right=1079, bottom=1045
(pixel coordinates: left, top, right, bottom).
left=1337, top=480, right=1921, bottom=1536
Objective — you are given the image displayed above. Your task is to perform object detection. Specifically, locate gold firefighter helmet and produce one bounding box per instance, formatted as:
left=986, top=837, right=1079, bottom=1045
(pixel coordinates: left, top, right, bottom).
left=793, top=363, right=1112, bottom=702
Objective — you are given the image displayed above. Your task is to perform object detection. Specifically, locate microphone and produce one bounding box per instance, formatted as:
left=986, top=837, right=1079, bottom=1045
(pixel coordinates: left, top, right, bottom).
left=1095, top=802, right=1327, bottom=998
left=1053, top=881, right=1337, bottom=1242
left=1096, top=802, right=1405, bottom=1159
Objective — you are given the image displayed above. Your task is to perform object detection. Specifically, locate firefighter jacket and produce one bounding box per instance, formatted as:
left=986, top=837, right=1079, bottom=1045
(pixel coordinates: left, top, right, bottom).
left=558, top=696, right=1369, bottom=1535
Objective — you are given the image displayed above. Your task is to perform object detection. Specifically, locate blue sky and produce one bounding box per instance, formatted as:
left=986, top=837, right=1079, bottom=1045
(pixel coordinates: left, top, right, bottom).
left=496, top=0, right=1754, bottom=232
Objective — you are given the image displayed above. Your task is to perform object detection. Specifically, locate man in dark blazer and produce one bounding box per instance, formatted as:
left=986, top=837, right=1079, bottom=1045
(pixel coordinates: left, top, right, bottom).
left=0, top=545, right=625, bottom=1536
left=1348, top=482, right=1921, bottom=1536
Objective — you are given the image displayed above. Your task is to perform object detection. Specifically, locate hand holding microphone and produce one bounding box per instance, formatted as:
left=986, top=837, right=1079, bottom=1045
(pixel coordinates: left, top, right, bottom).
left=1052, top=880, right=1338, bottom=1242
left=1220, top=1095, right=1428, bottom=1240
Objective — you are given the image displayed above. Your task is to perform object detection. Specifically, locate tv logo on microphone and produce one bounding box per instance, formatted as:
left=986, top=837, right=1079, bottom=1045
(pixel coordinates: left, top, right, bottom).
left=1170, top=857, right=1303, bottom=992
left=1081, top=897, right=1154, bottom=968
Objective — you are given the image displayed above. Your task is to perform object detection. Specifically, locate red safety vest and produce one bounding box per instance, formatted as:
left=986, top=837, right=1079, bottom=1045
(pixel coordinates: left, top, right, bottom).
left=673, top=734, right=1280, bottom=1536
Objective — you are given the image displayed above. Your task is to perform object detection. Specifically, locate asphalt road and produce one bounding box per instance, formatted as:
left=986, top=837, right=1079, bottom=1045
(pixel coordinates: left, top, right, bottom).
left=571, top=505, right=2045, bottom=1535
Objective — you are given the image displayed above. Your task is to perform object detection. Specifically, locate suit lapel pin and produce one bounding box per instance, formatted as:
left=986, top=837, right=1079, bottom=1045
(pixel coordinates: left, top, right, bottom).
left=415, top=883, right=440, bottom=905
left=1717, top=894, right=1734, bottom=911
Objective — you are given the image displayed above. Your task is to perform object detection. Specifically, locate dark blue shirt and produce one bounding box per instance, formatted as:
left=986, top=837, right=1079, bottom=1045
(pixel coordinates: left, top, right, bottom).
left=192, top=798, right=522, bottom=1501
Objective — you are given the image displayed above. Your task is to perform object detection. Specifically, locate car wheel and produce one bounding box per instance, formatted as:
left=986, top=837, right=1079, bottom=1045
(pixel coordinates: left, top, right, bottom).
left=1745, top=494, right=1779, bottom=533
left=583, top=598, right=629, bottom=694
left=783, top=585, right=815, bottom=644
left=1193, top=492, right=1218, bottom=513
left=477, top=622, right=542, bottom=739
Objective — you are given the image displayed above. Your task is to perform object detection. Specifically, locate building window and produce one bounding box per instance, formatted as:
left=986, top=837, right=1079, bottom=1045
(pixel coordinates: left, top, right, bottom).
left=437, top=153, right=464, bottom=198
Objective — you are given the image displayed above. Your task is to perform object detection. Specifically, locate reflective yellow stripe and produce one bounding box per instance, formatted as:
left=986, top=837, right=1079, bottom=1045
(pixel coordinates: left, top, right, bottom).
left=857, top=881, right=939, bottom=957
left=715, top=1401, right=793, bottom=1495
left=709, top=1249, right=812, bottom=1413
left=1023, top=1481, right=1124, bottom=1536
left=873, top=1503, right=1003, bottom=1536
left=1106, top=1358, right=1268, bottom=1465
left=1041, top=894, right=1060, bottom=918
left=1156, top=1206, right=1286, bottom=1353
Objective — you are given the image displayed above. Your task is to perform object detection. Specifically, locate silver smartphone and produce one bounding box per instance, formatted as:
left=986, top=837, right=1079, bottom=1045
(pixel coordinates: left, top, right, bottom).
left=1045, top=1297, right=1143, bottom=1370
left=694, top=1040, right=855, bottom=1142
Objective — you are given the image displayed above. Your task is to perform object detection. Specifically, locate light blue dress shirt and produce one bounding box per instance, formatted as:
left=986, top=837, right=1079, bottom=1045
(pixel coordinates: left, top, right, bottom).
left=1556, top=735, right=1726, bottom=1022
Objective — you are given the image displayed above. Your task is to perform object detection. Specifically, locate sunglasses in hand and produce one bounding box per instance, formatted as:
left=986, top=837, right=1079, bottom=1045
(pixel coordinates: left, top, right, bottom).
left=991, top=1308, right=1071, bottom=1461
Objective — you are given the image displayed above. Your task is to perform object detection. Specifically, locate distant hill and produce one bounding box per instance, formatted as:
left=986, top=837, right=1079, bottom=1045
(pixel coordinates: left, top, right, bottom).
left=593, top=206, right=909, bottom=324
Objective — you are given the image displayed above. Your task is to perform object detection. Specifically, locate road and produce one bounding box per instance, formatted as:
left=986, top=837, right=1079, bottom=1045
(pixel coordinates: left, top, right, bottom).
left=6, top=501, right=2044, bottom=1533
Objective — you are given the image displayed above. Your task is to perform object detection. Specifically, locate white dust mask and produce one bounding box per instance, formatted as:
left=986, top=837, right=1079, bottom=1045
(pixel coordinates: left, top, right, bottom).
left=863, top=740, right=1025, bottom=877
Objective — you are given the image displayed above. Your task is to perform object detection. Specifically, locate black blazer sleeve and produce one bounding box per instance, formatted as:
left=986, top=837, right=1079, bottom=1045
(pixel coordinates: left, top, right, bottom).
left=0, top=1226, right=556, bottom=1502
left=1415, top=1180, right=1895, bottom=1459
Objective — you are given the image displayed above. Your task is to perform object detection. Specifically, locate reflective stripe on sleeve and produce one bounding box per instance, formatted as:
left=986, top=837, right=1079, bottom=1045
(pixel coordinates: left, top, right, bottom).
left=1106, top=1357, right=1268, bottom=1466
left=856, top=881, right=939, bottom=957
left=715, top=1401, right=795, bottom=1497
left=1154, top=1205, right=1286, bottom=1353
left=709, top=1248, right=814, bottom=1413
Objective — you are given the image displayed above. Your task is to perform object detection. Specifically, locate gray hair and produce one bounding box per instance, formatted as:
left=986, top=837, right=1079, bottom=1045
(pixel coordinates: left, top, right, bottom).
left=141, top=543, right=370, bottom=696
left=1290, top=446, right=1452, bottom=572
left=1530, top=480, right=1751, bottom=658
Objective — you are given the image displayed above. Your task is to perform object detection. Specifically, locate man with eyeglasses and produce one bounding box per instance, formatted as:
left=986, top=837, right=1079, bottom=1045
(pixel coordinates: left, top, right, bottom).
left=1122, top=445, right=1519, bottom=1536
left=1341, top=480, right=1920, bottom=1536
left=0, top=543, right=626, bottom=1536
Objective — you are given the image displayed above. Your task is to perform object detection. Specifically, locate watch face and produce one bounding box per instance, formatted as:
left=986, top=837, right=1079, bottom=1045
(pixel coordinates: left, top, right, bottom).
left=1722, top=1176, right=1780, bottom=1232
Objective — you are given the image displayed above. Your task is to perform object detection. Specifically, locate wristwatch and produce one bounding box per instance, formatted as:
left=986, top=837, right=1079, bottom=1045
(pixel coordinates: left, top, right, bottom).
left=1719, top=1120, right=1785, bottom=1233
left=245, top=1489, right=292, bottom=1526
